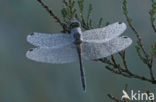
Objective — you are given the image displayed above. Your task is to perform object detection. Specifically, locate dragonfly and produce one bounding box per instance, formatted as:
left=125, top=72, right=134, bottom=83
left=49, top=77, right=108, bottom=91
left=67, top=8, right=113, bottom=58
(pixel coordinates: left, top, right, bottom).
left=26, top=20, right=132, bottom=92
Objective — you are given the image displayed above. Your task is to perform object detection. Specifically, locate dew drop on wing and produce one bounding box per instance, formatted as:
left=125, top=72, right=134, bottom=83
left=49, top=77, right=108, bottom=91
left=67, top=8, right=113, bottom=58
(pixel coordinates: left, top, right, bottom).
left=26, top=44, right=79, bottom=64
left=82, top=36, right=132, bottom=60
left=27, top=33, right=73, bottom=48
left=81, top=22, right=127, bottom=43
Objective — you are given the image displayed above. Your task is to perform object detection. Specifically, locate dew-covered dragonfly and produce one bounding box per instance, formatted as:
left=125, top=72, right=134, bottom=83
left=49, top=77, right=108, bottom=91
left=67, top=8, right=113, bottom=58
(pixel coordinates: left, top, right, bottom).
left=26, top=20, right=132, bottom=92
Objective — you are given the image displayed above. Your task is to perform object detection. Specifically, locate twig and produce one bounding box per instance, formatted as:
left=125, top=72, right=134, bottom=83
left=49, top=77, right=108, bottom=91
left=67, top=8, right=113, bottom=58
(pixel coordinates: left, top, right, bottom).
left=111, top=55, right=121, bottom=73
left=149, top=67, right=155, bottom=82
left=123, top=0, right=149, bottom=62
left=122, top=0, right=155, bottom=82
left=108, top=85, right=129, bottom=102
left=149, top=0, right=156, bottom=33
left=146, top=89, right=155, bottom=102
left=78, top=0, right=90, bottom=30
left=37, top=0, right=63, bottom=27
left=107, top=94, right=122, bottom=102
left=104, top=65, right=156, bottom=84
left=99, top=54, right=156, bottom=84
left=69, top=0, right=76, bottom=21
left=130, top=23, right=149, bottom=61
left=108, top=85, right=130, bottom=102
left=63, top=0, right=68, bottom=6
left=99, top=0, right=156, bottom=86
left=119, top=50, right=128, bottom=70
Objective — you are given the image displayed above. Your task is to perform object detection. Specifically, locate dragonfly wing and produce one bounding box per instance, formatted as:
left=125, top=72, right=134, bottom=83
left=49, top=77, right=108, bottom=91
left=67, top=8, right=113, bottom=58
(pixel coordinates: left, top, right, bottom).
left=82, top=36, right=132, bottom=60
left=82, top=22, right=127, bottom=43
left=27, top=32, right=73, bottom=48
left=26, top=44, right=78, bottom=64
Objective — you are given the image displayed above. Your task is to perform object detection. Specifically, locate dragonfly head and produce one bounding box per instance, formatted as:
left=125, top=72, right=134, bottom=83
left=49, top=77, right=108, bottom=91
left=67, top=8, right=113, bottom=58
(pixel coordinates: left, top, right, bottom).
left=70, top=20, right=81, bottom=29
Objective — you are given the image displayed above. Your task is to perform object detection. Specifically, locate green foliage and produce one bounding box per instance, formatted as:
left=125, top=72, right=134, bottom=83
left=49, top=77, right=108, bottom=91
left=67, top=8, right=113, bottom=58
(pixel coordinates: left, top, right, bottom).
left=77, top=0, right=91, bottom=29
left=37, top=0, right=156, bottom=101
left=87, top=4, right=93, bottom=26
left=135, top=45, right=148, bottom=65
left=98, top=18, right=103, bottom=28
left=149, top=0, right=156, bottom=23
left=122, top=0, right=132, bottom=23
left=61, top=0, right=104, bottom=30
left=149, top=0, right=156, bottom=32
left=78, top=0, right=85, bottom=23
left=122, top=0, right=155, bottom=69
left=122, top=0, right=148, bottom=63
left=61, top=0, right=77, bottom=22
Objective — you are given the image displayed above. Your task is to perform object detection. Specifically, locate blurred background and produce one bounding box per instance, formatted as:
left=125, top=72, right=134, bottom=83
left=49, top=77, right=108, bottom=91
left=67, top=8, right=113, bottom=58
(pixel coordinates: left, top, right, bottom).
left=0, top=0, right=156, bottom=102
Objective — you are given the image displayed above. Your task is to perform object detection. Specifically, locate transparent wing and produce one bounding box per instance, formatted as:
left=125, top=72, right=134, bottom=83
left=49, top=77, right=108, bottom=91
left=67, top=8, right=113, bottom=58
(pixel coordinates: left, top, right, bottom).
left=81, top=22, right=127, bottom=43
left=82, top=36, right=132, bottom=60
left=27, top=32, right=73, bottom=48
left=26, top=44, right=78, bottom=64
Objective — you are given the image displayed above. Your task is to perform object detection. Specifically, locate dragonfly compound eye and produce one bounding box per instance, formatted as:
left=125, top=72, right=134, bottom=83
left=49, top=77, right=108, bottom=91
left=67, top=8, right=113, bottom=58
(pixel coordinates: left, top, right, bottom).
left=70, top=22, right=81, bottom=29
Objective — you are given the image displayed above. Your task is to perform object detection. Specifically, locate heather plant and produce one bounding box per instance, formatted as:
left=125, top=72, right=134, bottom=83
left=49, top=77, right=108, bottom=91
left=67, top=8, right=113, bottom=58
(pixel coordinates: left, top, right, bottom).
left=36, top=0, right=156, bottom=101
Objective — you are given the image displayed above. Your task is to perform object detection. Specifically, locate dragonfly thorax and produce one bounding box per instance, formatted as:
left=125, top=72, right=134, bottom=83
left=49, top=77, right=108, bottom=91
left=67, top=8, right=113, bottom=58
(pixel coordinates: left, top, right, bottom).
left=73, top=32, right=82, bottom=45
left=70, top=24, right=82, bottom=45
left=69, top=20, right=83, bottom=45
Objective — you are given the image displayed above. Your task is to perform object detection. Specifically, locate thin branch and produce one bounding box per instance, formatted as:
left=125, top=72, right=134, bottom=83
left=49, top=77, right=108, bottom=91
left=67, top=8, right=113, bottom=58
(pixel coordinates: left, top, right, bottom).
left=107, top=94, right=122, bottom=102
left=99, top=55, right=156, bottom=84
left=108, top=85, right=130, bottom=102
left=105, top=65, right=156, bottom=84
left=111, top=55, right=121, bottom=72
left=130, top=23, right=150, bottom=61
left=122, top=0, right=150, bottom=62
left=146, top=89, right=155, bottom=102
left=63, top=0, right=68, bottom=6
left=122, top=0, right=155, bottom=82
left=37, top=0, right=63, bottom=27
left=149, top=67, right=155, bottom=82
left=119, top=50, right=128, bottom=70
left=78, top=0, right=85, bottom=24
left=78, top=0, right=90, bottom=30
left=149, top=0, right=156, bottom=33
left=111, top=55, right=118, bottom=67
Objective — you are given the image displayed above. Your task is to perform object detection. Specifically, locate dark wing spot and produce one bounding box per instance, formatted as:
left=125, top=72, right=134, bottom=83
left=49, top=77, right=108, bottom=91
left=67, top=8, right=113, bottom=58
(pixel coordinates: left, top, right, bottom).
left=29, top=48, right=34, bottom=52
left=30, top=33, right=34, bottom=36
left=123, top=36, right=128, bottom=38
left=118, top=22, right=123, bottom=24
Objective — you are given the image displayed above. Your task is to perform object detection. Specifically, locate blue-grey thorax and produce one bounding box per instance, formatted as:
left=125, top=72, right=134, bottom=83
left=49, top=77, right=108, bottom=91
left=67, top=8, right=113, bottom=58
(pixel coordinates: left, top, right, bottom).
left=71, top=27, right=82, bottom=45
